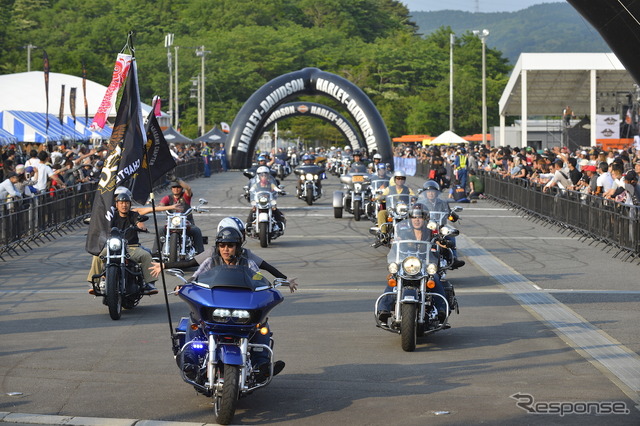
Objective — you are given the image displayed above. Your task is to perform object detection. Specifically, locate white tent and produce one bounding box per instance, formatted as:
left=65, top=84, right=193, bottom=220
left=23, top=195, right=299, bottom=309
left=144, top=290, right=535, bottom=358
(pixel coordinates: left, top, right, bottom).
left=427, top=130, right=468, bottom=145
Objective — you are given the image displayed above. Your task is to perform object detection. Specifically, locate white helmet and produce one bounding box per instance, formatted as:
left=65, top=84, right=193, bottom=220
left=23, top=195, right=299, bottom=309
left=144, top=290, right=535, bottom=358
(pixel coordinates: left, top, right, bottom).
left=256, top=166, right=270, bottom=175
left=217, top=217, right=246, bottom=242
left=393, top=170, right=406, bottom=179
left=344, top=145, right=352, bottom=151
left=373, top=153, right=382, bottom=160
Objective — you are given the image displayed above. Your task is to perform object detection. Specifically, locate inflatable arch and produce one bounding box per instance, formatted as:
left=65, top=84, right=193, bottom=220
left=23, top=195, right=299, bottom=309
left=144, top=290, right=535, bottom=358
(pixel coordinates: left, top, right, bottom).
left=263, top=102, right=363, bottom=150
left=227, top=67, right=392, bottom=169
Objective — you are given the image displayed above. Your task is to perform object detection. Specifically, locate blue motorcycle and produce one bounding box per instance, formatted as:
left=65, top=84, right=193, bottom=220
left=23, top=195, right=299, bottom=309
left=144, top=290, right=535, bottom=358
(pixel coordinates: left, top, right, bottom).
left=168, top=265, right=290, bottom=425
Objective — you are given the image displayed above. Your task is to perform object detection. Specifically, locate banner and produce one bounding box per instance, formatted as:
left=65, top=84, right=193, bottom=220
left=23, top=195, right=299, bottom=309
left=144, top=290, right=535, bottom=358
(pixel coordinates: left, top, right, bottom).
left=82, top=62, right=88, bottom=124
left=58, top=85, right=65, bottom=125
left=130, top=109, right=177, bottom=204
left=43, top=50, right=50, bottom=134
left=69, top=87, right=77, bottom=124
left=89, top=53, right=132, bottom=131
left=85, top=60, right=145, bottom=256
left=596, top=114, right=620, bottom=139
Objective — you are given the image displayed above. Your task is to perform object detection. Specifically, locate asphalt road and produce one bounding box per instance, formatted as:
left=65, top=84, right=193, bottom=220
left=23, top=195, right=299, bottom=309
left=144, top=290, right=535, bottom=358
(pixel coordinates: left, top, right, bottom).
left=1, top=170, right=639, bottom=425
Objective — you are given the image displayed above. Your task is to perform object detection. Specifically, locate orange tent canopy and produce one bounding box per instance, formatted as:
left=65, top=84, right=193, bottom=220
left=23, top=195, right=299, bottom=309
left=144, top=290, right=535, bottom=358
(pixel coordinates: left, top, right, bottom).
left=463, top=133, right=492, bottom=142
left=392, top=134, right=431, bottom=143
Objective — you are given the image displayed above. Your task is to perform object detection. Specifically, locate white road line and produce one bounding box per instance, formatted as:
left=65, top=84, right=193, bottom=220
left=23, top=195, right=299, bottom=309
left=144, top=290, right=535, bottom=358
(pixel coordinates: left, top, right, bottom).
left=459, top=234, right=640, bottom=403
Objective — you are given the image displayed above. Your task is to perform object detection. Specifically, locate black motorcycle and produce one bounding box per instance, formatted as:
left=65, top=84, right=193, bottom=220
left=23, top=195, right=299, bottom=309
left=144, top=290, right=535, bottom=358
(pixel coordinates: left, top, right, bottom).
left=294, top=165, right=324, bottom=205
left=90, top=217, right=152, bottom=320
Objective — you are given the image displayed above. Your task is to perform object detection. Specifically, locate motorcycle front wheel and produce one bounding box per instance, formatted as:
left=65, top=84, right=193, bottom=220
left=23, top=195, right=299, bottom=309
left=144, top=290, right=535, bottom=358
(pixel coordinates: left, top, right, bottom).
left=105, top=265, right=122, bottom=320
left=400, top=303, right=417, bottom=352
left=259, top=222, right=269, bottom=248
left=169, top=233, right=180, bottom=263
left=354, top=200, right=362, bottom=221
left=213, top=364, right=240, bottom=425
left=305, top=188, right=313, bottom=205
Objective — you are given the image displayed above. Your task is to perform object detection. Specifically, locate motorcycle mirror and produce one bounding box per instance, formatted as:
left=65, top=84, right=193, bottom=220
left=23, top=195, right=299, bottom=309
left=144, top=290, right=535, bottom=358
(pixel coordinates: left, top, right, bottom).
left=165, top=268, right=185, bottom=278
left=199, top=198, right=208, bottom=205
left=138, top=215, right=150, bottom=222
left=82, top=217, right=91, bottom=225
left=453, top=206, right=463, bottom=212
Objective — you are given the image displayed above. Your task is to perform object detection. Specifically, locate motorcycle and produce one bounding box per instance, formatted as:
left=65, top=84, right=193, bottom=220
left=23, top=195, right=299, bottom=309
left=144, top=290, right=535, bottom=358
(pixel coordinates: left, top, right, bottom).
left=248, top=186, right=285, bottom=248
left=294, top=165, right=324, bottom=205
left=273, top=159, right=291, bottom=181
left=242, top=168, right=279, bottom=201
left=364, top=178, right=388, bottom=223
left=333, top=173, right=369, bottom=221
left=160, top=198, right=208, bottom=263
left=169, top=265, right=291, bottom=425
left=90, top=217, right=151, bottom=321
left=374, top=239, right=459, bottom=352
left=369, top=193, right=415, bottom=248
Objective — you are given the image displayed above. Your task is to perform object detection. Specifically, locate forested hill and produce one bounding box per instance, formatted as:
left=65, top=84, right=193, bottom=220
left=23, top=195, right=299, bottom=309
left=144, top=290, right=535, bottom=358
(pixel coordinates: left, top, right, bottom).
left=410, top=2, right=611, bottom=63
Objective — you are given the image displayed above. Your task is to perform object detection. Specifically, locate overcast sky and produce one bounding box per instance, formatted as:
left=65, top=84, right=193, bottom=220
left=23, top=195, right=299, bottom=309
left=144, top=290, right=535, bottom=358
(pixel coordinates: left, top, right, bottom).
left=401, top=0, right=564, bottom=13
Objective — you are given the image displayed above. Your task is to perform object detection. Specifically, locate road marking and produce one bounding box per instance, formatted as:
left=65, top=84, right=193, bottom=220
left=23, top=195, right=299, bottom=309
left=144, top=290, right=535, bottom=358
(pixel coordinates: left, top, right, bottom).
left=459, top=235, right=640, bottom=404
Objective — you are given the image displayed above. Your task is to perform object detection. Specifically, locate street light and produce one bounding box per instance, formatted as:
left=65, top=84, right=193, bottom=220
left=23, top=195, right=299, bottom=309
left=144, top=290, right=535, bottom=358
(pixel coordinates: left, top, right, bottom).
left=164, top=34, right=174, bottom=125
left=23, top=43, right=38, bottom=72
left=473, top=29, right=489, bottom=145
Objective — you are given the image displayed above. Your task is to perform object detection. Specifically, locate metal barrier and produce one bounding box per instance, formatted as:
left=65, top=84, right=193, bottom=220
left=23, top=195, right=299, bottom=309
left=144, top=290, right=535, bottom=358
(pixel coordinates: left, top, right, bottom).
left=481, top=170, right=640, bottom=261
left=0, top=158, right=205, bottom=260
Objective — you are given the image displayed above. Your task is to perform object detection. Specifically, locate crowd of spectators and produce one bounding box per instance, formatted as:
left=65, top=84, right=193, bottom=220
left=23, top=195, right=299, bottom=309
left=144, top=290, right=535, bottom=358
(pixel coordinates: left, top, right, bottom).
left=392, top=142, right=640, bottom=207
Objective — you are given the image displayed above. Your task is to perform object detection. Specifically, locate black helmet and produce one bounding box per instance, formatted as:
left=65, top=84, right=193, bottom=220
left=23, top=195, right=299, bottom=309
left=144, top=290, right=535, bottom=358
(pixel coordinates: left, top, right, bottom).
left=115, top=193, right=131, bottom=203
left=409, top=205, right=427, bottom=219
left=215, top=227, right=243, bottom=245
left=353, top=150, right=362, bottom=157
left=423, top=180, right=440, bottom=192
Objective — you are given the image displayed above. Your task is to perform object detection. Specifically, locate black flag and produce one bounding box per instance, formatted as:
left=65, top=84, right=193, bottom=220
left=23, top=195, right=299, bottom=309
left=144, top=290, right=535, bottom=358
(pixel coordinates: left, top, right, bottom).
left=43, top=50, right=50, bottom=133
left=131, top=109, right=177, bottom=204
left=85, top=60, right=145, bottom=255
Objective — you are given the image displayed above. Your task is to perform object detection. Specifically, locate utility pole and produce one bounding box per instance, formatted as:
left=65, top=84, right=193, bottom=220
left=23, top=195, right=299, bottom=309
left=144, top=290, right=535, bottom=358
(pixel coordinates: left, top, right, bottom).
left=164, top=34, right=174, bottom=126
left=449, top=33, right=455, bottom=132
left=195, top=46, right=210, bottom=136
left=174, top=46, right=179, bottom=129
left=473, top=29, right=490, bottom=146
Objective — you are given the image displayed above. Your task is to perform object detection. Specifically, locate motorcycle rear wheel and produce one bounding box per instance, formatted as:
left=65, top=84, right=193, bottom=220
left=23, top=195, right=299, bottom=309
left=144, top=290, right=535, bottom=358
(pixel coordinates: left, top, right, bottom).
left=169, top=233, right=180, bottom=263
left=213, top=364, right=240, bottom=425
left=400, top=303, right=417, bottom=352
left=105, top=266, right=122, bottom=321
left=259, top=222, right=269, bottom=248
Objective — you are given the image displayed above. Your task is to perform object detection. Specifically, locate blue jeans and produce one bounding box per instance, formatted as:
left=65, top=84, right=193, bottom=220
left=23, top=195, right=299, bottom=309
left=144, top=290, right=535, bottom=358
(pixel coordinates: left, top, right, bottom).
left=379, top=274, right=447, bottom=313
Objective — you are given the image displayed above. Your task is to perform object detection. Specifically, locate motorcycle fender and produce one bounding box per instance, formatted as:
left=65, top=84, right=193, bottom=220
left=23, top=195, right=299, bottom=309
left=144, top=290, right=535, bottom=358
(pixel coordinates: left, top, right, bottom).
left=353, top=194, right=363, bottom=202
left=258, top=212, right=269, bottom=223
left=217, top=345, right=244, bottom=366
left=333, top=191, right=344, bottom=208
left=401, top=287, right=419, bottom=303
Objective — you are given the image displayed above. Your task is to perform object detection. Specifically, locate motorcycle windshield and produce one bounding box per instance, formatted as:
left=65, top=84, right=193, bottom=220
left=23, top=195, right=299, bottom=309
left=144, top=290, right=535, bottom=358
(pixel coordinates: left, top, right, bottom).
left=386, top=194, right=414, bottom=216
left=369, top=179, right=388, bottom=192
left=194, top=265, right=271, bottom=290
left=251, top=189, right=276, bottom=203
left=388, top=240, right=438, bottom=266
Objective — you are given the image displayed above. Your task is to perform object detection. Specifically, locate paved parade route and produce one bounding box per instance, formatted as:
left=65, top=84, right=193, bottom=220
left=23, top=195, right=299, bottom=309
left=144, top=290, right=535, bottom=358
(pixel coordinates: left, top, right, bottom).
left=1, top=171, right=639, bottom=425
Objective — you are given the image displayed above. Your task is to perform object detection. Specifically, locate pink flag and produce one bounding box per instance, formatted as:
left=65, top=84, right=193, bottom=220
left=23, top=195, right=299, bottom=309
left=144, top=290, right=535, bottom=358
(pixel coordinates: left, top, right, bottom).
left=89, top=53, right=132, bottom=131
left=152, top=95, right=162, bottom=117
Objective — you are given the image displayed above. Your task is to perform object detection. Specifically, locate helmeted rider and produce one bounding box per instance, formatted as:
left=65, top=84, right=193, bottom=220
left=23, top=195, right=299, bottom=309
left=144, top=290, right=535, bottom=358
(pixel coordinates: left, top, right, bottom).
left=349, top=150, right=368, bottom=174
left=247, top=166, right=286, bottom=232
left=181, top=226, right=298, bottom=380
left=416, top=180, right=465, bottom=269
left=376, top=204, right=448, bottom=324
left=87, top=192, right=158, bottom=295
left=367, top=153, right=383, bottom=173
left=375, top=170, right=415, bottom=230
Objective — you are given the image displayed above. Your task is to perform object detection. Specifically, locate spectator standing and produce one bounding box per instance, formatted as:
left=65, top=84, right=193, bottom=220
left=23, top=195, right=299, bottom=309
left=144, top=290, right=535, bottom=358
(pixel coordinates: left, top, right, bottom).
left=595, top=162, right=615, bottom=196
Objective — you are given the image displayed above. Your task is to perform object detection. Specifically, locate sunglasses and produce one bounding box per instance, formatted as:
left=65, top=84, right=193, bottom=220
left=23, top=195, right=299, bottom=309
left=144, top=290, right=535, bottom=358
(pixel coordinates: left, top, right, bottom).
left=395, top=177, right=406, bottom=180
left=218, top=242, right=235, bottom=248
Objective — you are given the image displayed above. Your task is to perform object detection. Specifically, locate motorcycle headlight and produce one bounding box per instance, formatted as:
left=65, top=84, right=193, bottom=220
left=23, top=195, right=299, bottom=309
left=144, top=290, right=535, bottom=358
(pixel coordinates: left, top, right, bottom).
left=402, top=256, right=422, bottom=275
left=231, top=309, right=251, bottom=324
left=107, top=238, right=122, bottom=252
left=313, top=174, right=319, bottom=180
left=170, top=216, right=182, bottom=227
left=427, top=220, right=439, bottom=231
left=211, top=308, right=232, bottom=323
left=441, top=226, right=453, bottom=236
left=396, top=202, right=408, bottom=215
left=258, top=195, right=268, bottom=204
left=426, top=263, right=438, bottom=275
left=388, top=262, right=399, bottom=274
left=305, top=173, right=314, bottom=180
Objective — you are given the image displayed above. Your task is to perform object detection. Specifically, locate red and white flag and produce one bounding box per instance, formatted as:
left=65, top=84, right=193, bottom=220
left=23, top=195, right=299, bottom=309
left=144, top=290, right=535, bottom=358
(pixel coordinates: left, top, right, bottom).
left=89, top=53, right=132, bottom=131
left=221, top=122, right=230, bottom=133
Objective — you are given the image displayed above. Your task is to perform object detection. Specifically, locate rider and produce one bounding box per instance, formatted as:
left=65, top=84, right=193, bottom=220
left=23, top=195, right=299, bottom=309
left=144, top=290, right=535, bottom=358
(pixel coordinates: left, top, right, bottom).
left=416, top=180, right=465, bottom=269
left=348, top=150, right=368, bottom=174
left=157, top=179, right=205, bottom=255
left=86, top=193, right=158, bottom=295
left=375, top=170, right=415, bottom=231
left=188, top=227, right=298, bottom=380
left=377, top=204, right=448, bottom=323
left=247, top=166, right=286, bottom=232
left=367, top=153, right=383, bottom=173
